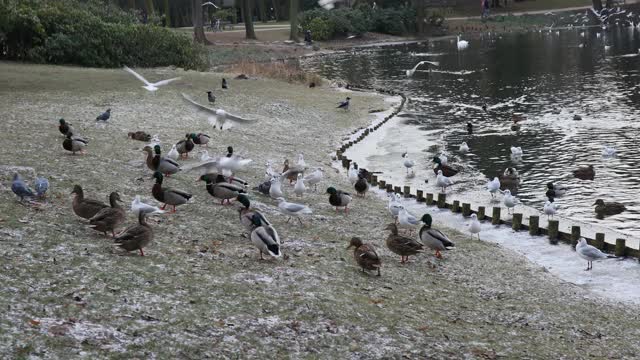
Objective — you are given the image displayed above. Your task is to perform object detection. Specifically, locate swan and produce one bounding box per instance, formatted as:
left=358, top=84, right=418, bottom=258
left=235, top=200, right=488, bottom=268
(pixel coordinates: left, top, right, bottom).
left=457, top=35, right=469, bottom=50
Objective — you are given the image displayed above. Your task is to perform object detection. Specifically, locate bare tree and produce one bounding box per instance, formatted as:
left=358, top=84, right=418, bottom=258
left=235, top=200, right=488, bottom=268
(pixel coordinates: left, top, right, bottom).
left=192, top=0, right=212, bottom=44
left=243, top=0, right=257, bottom=39
left=289, top=0, right=299, bottom=42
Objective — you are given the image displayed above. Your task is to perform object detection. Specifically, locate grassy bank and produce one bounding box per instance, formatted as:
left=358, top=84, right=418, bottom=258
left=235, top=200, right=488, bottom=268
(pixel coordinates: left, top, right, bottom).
left=1, top=62, right=640, bottom=358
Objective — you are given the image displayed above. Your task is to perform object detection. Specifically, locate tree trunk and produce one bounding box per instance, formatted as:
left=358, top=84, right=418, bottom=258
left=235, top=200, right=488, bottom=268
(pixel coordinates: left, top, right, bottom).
left=592, top=0, right=602, bottom=11
left=145, top=0, right=154, bottom=14
left=192, top=0, right=212, bottom=44
left=163, top=0, right=171, bottom=26
left=243, top=0, right=257, bottom=39
left=273, top=0, right=280, bottom=21
left=258, top=0, right=268, bottom=22
left=289, top=0, right=299, bottom=41
left=128, top=0, right=136, bottom=10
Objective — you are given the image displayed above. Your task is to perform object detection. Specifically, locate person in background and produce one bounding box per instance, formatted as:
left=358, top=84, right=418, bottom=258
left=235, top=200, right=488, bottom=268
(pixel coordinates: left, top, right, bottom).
left=304, top=30, right=312, bottom=45
left=482, top=0, right=490, bottom=18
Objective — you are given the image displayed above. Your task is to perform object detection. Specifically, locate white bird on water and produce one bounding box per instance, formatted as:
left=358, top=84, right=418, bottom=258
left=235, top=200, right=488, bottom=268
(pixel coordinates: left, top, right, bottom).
left=602, top=146, right=616, bottom=157
left=469, top=213, right=481, bottom=240
left=510, top=146, right=523, bottom=157
left=543, top=201, right=557, bottom=219
left=457, top=35, right=469, bottom=50
left=502, top=189, right=518, bottom=214
left=459, top=142, right=470, bottom=153
left=131, top=195, right=165, bottom=216
left=181, top=93, right=258, bottom=130
left=486, top=177, right=501, bottom=198
left=402, top=152, right=415, bottom=174
left=576, top=237, right=616, bottom=271
left=405, top=60, right=440, bottom=77
left=123, top=66, right=181, bottom=92
left=436, top=170, right=454, bottom=192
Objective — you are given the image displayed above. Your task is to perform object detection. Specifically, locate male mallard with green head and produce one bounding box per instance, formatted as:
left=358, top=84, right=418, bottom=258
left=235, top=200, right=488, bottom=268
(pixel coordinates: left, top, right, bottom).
left=58, top=119, right=73, bottom=136
left=143, top=145, right=180, bottom=176
left=128, top=131, right=151, bottom=142
left=419, top=214, right=455, bottom=259
left=237, top=194, right=270, bottom=233
left=327, top=187, right=352, bottom=213
left=249, top=214, right=281, bottom=260
left=385, top=223, right=424, bottom=264
left=193, top=133, right=210, bottom=147
left=63, top=133, right=87, bottom=155
left=114, top=212, right=153, bottom=256
left=152, top=172, right=192, bottom=212
left=89, top=192, right=126, bottom=237
left=71, top=185, right=108, bottom=220
left=176, top=134, right=196, bottom=159
left=593, top=199, right=626, bottom=218
left=347, top=237, right=381, bottom=276
left=200, top=174, right=247, bottom=205
left=432, top=156, right=458, bottom=177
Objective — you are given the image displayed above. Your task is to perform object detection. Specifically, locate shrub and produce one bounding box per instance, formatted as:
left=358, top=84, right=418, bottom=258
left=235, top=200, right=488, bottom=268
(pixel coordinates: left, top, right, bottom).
left=0, top=0, right=208, bottom=69
left=307, top=17, right=333, bottom=41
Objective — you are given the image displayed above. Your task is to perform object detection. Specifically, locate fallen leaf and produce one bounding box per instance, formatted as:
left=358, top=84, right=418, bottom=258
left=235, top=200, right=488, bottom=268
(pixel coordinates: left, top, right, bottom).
left=29, top=319, right=40, bottom=326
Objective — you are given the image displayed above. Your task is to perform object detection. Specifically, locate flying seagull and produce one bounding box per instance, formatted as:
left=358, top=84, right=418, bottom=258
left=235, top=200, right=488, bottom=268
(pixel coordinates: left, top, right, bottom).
left=406, top=60, right=439, bottom=77
left=123, top=66, right=181, bottom=92
left=202, top=1, right=220, bottom=8
left=181, top=93, right=258, bottom=130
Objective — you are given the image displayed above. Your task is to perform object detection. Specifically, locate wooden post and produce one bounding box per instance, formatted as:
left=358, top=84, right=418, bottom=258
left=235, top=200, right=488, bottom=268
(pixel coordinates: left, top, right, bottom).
left=548, top=220, right=559, bottom=245
left=477, top=206, right=486, bottom=221
left=393, top=186, right=402, bottom=194
left=571, top=226, right=580, bottom=248
left=416, top=190, right=425, bottom=202
left=615, top=239, right=626, bottom=257
left=386, top=184, right=393, bottom=193
left=342, top=158, right=350, bottom=169
left=512, top=213, right=523, bottom=231
left=336, top=151, right=343, bottom=160
left=462, top=203, right=471, bottom=217
left=437, top=193, right=446, bottom=208
left=451, top=200, right=460, bottom=213
left=529, top=216, right=539, bottom=236
left=365, top=172, right=372, bottom=183
left=378, top=180, right=386, bottom=189
left=371, top=175, right=378, bottom=186
left=491, top=207, right=501, bottom=225
left=595, top=233, right=605, bottom=250
left=426, top=193, right=434, bottom=205
left=403, top=186, right=411, bottom=198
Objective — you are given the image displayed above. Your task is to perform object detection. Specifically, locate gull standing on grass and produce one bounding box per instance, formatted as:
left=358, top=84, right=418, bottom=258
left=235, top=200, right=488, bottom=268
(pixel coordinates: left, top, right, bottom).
left=181, top=93, right=258, bottom=130
left=131, top=195, right=165, bottom=216
left=304, top=168, right=323, bottom=192
left=294, top=174, right=306, bottom=197
left=405, top=61, right=439, bottom=77
left=123, top=66, right=181, bottom=92
left=276, top=198, right=312, bottom=225
left=469, top=213, right=481, bottom=240
left=576, top=237, right=617, bottom=271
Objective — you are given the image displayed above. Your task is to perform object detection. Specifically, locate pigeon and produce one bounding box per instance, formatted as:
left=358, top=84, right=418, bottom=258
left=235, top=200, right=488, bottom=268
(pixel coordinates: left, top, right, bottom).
left=222, top=78, right=228, bottom=89
left=96, top=109, right=111, bottom=122
left=11, top=173, right=35, bottom=201
left=181, top=93, right=258, bottom=130
left=254, top=179, right=272, bottom=196
left=123, top=66, right=181, bottom=92
left=337, top=97, right=351, bottom=110
left=207, top=91, right=216, bottom=104
left=34, top=177, right=49, bottom=198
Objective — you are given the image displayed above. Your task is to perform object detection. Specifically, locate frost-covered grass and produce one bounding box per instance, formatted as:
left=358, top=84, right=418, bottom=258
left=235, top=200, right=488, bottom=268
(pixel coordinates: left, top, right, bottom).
left=1, top=62, right=640, bottom=358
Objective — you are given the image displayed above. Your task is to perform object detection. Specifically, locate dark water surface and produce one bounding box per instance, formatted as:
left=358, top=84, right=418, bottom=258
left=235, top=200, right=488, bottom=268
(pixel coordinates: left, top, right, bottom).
left=303, top=26, right=640, bottom=237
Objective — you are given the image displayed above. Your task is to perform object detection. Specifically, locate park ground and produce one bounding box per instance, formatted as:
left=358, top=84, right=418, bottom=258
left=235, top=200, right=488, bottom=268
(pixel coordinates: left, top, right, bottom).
left=1, top=62, right=640, bottom=358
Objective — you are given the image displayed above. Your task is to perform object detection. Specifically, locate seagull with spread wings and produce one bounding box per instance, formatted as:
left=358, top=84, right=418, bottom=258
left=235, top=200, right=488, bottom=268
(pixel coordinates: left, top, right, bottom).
left=181, top=93, right=258, bottom=130
left=123, top=66, right=181, bottom=92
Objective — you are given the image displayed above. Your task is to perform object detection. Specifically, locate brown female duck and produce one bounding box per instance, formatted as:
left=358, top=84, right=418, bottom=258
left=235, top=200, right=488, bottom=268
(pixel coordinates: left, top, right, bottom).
left=71, top=185, right=108, bottom=220
left=593, top=199, right=626, bottom=218
left=89, top=192, right=126, bottom=237
left=128, top=131, right=151, bottom=142
left=347, top=237, right=381, bottom=276
left=114, top=212, right=153, bottom=256
left=573, top=165, right=595, bottom=180
left=385, top=223, right=424, bottom=263
left=142, top=145, right=180, bottom=176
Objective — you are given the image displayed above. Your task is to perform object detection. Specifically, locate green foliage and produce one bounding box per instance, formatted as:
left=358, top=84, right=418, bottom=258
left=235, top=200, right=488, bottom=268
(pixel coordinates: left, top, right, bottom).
left=0, top=0, right=208, bottom=69
left=299, top=5, right=416, bottom=40
left=214, top=9, right=237, bottom=24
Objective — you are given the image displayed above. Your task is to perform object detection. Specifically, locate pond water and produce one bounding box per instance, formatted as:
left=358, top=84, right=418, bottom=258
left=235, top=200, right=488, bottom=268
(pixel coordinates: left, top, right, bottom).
left=303, top=25, right=640, bottom=239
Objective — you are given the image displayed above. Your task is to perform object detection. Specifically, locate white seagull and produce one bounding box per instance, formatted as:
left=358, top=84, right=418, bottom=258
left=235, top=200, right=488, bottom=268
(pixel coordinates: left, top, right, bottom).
left=276, top=198, right=312, bottom=225
left=181, top=93, right=258, bottom=130
left=469, top=213, right=481, bottom=240
left=602, top=146, right=616, bottom=157
left=269, top=177, right=283, bottom=199
left=486, top=177, right=501, bottom=198
left=303, top=168, right=323, bottom=192
left=123, top=66, right=181, bottom=92
left=131, top=195, right=165, bottom=216
left=576, top=238, right=616, bottom=271
left=388, top=193, right=403, bottom=220
left=405, top=60, right=440, bottom=77
left=502, top=189, right=518, bottom=214
left=402, top=152, right=415, bottom=174
left=294, top=173, right=306, bottom=197
left=167, top=144, right=180, bottom=161
left=459, top=142, right=469, bottom=153
left=543, top=201, right=557, bottom=219
left=397, top=206, right=420, bottom=234
left=436, top=170, right=454, bottom=192
left=510, top=146, right=523, bottom=157
left=348, top=163, right=359, bottom=184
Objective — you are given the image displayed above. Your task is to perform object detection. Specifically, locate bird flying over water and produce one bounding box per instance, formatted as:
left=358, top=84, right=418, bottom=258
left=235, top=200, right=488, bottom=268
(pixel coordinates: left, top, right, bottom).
left=123, top=66, right=181, bottom=92
left=406, top=61, right=439, bottom=77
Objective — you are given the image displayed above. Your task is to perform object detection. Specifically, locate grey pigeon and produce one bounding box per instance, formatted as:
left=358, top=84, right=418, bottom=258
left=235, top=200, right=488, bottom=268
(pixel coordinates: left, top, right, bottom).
left=207, top=91, right=216, bottom=104
left=34, top=177, right=49, bottom=198
left=96, top=109, right=111, bottom=121
left=253, top=179, right=271, bottom=195
left=11, top=173, right=35, bottom=200
left=337, top=97, right=350, bottom=110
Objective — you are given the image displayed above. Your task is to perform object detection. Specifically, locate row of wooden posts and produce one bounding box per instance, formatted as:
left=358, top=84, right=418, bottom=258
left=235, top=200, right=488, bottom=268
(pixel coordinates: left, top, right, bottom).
left=337, top=87, right=636, bottom=259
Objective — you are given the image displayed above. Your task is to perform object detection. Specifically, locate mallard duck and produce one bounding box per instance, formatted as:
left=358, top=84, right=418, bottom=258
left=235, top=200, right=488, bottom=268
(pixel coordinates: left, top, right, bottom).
left=545, top=182, right=567, bottom=201
left=432, top=156, right=458, bottom=177
left=63, top=133, right=87, bottom=155
left=11, top=173, right=35, bottom=201
left=593, top=199, right=626, bottom=218
left=128, top=131, right=151, bottom=142
left=282, top=159, right=305, bottom=184
left=327, top=187, right=352, bottom=213
left=71, top=185, right=108, bottom=219
left=152, top=172, right=192, bottom=212
left=142, top=145, right=180, bottom=176
left=573, top=165, right=595, bottom=180
left=58, top=119, right=73, bottom=136
left=193, top=133, right=210, bottom=147
left=354, top=169, right=369, bottom=197
left=347, top=237, right=381, bottom=276
left=176, top=134, right=196, bottom=159
left=237, top=194, right=270, bottom=232
left=89, top=192, right=126, bottom=237
left=419, top=214, right=454, bottom=259
left=250, top=215, right=281, bottom=260
left=114, top=212, right=153, bottom=256
left=385, top=223, right=424, bottom=263
left=200, top=174, right=246, bottom=205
